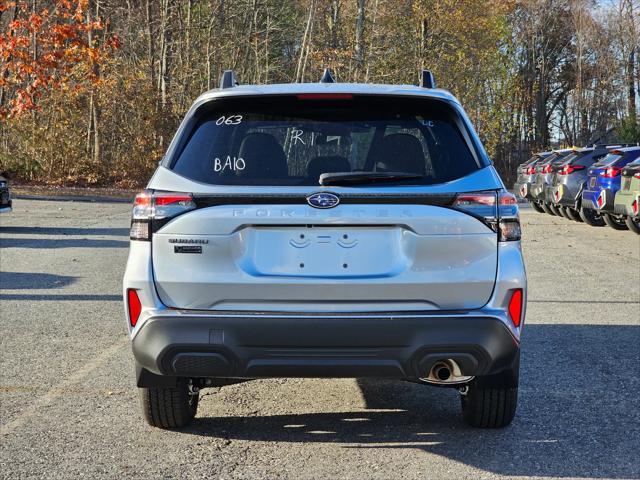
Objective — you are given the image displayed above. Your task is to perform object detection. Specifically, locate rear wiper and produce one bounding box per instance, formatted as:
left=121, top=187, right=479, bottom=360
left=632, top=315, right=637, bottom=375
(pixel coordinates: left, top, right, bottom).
left=319, top=171, right=423, bottom=186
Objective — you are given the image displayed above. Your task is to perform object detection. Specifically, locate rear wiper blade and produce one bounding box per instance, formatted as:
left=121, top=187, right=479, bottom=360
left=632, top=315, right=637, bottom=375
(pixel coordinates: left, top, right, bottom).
left=319, top=171, right=423, bottom=186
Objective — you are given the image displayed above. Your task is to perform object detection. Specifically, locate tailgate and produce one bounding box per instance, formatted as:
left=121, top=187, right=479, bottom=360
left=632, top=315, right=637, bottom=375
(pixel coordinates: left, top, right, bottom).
left=152, top=203, right=498, bottom=312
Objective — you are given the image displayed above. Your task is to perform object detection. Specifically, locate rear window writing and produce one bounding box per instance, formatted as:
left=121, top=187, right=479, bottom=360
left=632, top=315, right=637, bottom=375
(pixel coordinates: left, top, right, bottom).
left=170, top=96, right=481, bottom=186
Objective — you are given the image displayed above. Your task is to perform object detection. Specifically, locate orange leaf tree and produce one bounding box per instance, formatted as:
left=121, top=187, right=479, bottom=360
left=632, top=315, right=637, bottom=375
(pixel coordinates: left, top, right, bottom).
left=0, top=0, right=118, bottom=119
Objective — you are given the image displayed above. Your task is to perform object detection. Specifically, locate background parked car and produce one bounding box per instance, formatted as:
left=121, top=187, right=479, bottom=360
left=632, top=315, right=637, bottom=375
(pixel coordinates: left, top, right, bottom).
left=0, top=174, right=11, bottom=213
left=581, top=146, right=640, bottom=230
left=530, top=148, right=575, bottom=215
left=550, top=145, right=620, bottom=225
left=614, top=158, right=640, bottom=233
left=514, top=151, right=552, bottom=213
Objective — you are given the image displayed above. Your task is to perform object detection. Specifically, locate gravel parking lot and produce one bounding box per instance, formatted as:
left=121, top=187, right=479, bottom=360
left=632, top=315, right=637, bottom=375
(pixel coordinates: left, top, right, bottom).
left=1, top=198, right=639, bottom=480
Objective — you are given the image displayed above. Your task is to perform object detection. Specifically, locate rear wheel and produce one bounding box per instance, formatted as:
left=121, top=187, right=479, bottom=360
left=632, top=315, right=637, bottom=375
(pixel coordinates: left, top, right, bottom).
left=541, top=203, right=555, bottom=215
left=566, top=207, right=583, bottom=222
left=461, top=381, right=518, bottom=428
left=579, top=206, right=605, bottom=226
left=625, top=216, right=640, bottom=234
left=548, top=204, right=562, bottom=216
left=530, top=201, right=545, bottom=213
left=139, top=378, right=199, bottom=429
left=603, top=213, right=629, bottom=230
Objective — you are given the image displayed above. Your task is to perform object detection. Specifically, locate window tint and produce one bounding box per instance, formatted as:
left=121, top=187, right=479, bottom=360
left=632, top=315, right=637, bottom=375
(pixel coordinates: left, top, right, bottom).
left=593, top=153, right=622, bottom=167
left=170, top=95, right=481, bottom=186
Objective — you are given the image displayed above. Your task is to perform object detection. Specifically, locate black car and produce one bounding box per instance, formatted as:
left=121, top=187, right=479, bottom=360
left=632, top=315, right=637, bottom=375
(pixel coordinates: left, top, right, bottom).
left=0, top=175, right=11, bottom=213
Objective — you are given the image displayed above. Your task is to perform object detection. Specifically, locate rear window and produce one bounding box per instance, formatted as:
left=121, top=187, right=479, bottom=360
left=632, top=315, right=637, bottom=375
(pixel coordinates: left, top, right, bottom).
left=593, top=153, right=623, bottom=168
left=170, top=95, right=481, bottom=186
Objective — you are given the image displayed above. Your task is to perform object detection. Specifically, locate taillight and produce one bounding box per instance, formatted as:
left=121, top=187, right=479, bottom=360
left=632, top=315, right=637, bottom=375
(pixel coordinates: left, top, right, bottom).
left=508, top=289, right=523, bottom=327
left=601, top=167, right=621, bottom=178
left=127, top=289, right=142, bottom=327
left=632, top=199, right=639, bottom=216
left=130, top=191, right=196, bottom=240
left=597, top=191, right=605, bottom=208
left=452, top=191, right=520, bottom=241
left=525, top=166, right=536, bottom=175
left=634, top=172, right=640, bottom=179
left=542, top=164, right=552, bottom=174
left=559, top=164, right=585, bottom=175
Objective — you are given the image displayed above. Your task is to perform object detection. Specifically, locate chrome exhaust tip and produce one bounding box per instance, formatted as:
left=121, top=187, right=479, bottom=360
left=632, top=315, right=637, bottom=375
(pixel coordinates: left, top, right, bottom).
left=421, top=359, right=474, bottom=385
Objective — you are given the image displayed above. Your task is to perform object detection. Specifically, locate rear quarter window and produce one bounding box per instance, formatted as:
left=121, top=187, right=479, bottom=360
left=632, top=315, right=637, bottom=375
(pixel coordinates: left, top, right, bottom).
left=169, top=95, right=483, bottom=186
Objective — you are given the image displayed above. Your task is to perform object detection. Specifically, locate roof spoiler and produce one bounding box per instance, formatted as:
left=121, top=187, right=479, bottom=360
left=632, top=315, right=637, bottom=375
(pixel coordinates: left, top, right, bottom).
left=220, top=70, right=239, bottom=89
left=421, top=70, right=436, bottom=89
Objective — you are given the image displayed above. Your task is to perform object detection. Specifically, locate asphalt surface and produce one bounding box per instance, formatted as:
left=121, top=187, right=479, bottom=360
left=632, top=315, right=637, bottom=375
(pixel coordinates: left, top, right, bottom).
left=1, top=199, right=639, bottom=480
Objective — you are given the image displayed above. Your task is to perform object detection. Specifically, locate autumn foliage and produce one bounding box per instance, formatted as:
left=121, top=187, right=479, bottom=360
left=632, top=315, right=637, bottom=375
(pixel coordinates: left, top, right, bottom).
left=0, top=0, right=118, bottom=119
left=0, top=0, right=637, bottom=188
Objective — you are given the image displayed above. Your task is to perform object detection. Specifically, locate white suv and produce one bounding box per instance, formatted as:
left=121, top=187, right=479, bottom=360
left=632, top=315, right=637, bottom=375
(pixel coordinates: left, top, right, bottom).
left=123, top=70, right=526, bottom=429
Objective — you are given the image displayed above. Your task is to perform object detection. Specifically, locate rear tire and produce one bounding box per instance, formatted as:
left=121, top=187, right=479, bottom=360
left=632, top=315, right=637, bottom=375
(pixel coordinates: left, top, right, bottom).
left=579, top=206, right=605, bottom=226
left=139, top=378, right=199, bottom=429
left=603, top=213, right=629, bottom=230
left=566, top=207, right=583, bottom=222
left=625, top=216, right=640, bottom=234
left=530, top=201, right=545, bottom=213
left=461, top=382, right=518, bottom=428
left=541, top=202, right=555, bottom=215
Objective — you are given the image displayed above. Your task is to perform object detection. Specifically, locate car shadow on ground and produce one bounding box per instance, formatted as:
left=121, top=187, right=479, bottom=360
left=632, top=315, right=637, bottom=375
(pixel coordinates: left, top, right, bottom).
left=0, top=237, right=128, bottom=249
left=184, top=324, right=640, bottom=479
left=0, top=271, right=77, bottom=289
left=0, top=226, right=129, bottom=236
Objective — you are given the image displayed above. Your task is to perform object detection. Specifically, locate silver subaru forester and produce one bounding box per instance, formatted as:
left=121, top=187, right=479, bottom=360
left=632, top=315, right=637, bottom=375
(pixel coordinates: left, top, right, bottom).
left=123, top=70, right=526, bottom=429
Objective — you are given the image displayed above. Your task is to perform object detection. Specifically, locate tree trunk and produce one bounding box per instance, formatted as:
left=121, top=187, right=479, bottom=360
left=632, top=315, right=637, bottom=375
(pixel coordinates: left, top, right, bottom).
left=354, top=0, right=366, bottom=80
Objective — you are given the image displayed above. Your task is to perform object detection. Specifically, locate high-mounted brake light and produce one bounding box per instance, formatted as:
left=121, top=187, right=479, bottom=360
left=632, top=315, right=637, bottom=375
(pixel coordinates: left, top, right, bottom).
left=296, top=93, right=353, bottom=100
left=452, top=191, right=520, bottom=241
left=508, top=289, right=523, bottom=327
left=127, top=289, right=142, bottom=327
left=130, top=191, right=196, bottom=241
left=601, top=166, right=621, bottom=178
left=559, top=164, right=585, bottom=175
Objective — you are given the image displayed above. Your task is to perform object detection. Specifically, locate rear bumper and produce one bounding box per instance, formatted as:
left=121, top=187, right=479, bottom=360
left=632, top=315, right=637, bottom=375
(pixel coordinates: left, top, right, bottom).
left=556, top=183, right=581, bottom=208
left=514, top=181, right=531, bottom=199
left=614, top=190, right=639, bottom=218
left=132, top=312, right=519, bottom=381
left=583, top=188, right=616, bottom=213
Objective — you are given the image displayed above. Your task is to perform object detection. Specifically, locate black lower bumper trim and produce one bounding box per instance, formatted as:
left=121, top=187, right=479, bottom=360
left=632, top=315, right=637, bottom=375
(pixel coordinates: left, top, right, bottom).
left=132, top=314, right=519, bottom=381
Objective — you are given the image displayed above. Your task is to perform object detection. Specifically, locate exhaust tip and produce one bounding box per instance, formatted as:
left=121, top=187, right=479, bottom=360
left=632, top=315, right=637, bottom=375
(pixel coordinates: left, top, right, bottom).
left=421, top=359, right=473, bottom=385
left=435, top=364, right=451, bottom=381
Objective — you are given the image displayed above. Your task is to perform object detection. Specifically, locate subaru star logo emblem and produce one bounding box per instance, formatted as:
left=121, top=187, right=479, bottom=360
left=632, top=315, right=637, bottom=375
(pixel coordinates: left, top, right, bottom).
left=307, top=192, right=340, bottom=209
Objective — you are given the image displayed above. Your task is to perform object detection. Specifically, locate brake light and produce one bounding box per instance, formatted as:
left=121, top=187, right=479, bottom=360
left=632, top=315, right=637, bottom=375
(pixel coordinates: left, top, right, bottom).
left=601, top=167, right=621, bottom=178
left=452, top=191, right=520, bottom=241
left=127, top=289, right=142, bottom=327
left=130, top=191, right=196, bottom=240
left=633, top=199, right=639, bottom=216
left=542, top=164, right=552, bottom=174
left=597, top=191, right=605, bottom=208
left=634, top=172, right=640, bottom=179
left=559, top=164, right=585, bottom=175
left=297, top=93, right=353, bottom=100
left=508, top=289, right=523, bottom=327
left=525, top=166, right=536, bottom=175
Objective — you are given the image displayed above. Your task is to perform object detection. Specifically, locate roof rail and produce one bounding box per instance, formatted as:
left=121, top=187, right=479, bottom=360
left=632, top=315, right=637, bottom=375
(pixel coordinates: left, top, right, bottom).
left=220, top=70, right=239, bottom=89
left=320, top=68, right=336, bottom=83
left=421, top=70, right=436, bottom=89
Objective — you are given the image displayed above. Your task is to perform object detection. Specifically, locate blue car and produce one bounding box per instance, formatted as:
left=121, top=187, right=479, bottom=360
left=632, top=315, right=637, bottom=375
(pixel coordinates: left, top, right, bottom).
left=581, top=146, right=640, bottom=230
